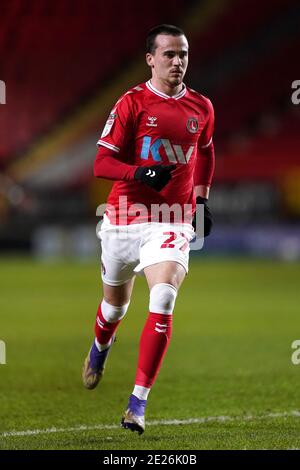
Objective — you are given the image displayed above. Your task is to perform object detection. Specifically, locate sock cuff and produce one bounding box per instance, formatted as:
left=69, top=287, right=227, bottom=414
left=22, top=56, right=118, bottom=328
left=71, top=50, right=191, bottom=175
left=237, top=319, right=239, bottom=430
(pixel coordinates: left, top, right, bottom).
left=133, top=385, right=150, bottom=400
left=100, top=299, right=130, bottom=323
left=149, top=283, right=177, bottom=315
left=150, top=282, right=177, bottom=295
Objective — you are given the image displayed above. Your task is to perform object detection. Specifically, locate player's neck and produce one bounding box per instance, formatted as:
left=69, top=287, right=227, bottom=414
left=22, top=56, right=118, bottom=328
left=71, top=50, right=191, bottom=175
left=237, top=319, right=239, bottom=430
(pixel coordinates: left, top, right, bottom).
left=149, top=78, right=184, bottom=97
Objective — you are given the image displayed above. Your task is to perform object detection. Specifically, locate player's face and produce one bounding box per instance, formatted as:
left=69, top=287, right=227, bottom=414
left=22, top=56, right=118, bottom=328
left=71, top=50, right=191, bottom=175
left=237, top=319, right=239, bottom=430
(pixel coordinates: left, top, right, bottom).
left=146, top=34, right=189, bottom=88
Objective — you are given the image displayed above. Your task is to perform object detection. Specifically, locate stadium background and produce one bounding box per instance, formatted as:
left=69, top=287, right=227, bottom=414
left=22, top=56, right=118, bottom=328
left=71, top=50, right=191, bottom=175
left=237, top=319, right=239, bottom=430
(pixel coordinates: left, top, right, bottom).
left=0, top=0, right=300, bottom=450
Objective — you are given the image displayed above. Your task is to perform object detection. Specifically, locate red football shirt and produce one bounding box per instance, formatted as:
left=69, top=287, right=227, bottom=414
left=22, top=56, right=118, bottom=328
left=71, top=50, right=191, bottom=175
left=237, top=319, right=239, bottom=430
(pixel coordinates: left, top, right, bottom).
left=97, top=80, right=214, bottom=225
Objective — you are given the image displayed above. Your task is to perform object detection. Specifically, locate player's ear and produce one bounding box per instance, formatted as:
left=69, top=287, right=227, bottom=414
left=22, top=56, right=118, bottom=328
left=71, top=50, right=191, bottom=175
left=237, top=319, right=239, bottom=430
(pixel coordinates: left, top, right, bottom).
left=146, top=53, right=154, bottom=67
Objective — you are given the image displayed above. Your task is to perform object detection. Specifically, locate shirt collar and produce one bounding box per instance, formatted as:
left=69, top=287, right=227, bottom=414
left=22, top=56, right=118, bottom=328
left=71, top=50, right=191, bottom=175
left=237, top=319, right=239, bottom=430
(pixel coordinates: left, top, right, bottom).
left=146, top=80, right=186, bottom=100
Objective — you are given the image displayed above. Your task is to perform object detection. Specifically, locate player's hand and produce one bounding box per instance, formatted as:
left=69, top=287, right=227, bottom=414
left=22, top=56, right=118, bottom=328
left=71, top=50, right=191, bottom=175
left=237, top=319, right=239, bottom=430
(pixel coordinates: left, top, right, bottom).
left=192, top=196, right=213, bottom=237
left=134, top=164, right=176, bottom=192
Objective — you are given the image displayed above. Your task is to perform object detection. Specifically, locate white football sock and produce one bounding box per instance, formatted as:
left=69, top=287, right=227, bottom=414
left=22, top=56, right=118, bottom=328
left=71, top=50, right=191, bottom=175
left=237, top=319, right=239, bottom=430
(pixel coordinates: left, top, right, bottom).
left=133, top=385, right=150, bottom=400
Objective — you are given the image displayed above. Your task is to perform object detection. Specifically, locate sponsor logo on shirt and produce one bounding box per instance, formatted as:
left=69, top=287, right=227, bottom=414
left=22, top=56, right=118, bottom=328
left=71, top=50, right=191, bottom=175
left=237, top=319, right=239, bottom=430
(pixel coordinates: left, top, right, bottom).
left=141, top=136, right=194, bottom=164
left=146, top=116, right=158, bottom=127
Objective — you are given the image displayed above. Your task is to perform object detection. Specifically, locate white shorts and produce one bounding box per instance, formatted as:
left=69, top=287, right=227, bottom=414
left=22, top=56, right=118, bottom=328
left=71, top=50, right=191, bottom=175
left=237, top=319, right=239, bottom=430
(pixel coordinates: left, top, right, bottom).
left=97, top=215, right=195, bottom=286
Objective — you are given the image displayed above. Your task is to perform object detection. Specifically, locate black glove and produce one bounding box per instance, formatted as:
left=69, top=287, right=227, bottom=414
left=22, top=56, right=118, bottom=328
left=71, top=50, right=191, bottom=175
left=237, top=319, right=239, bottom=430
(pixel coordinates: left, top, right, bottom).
left=134, top=164, right=176, bottom=192
left=192, top=196, right=213, bottom=237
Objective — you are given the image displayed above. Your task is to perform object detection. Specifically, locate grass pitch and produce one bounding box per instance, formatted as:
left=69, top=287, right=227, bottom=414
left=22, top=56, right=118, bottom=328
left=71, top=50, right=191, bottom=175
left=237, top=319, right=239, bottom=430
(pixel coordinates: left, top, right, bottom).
left=0, top=256, right=300, bottom=450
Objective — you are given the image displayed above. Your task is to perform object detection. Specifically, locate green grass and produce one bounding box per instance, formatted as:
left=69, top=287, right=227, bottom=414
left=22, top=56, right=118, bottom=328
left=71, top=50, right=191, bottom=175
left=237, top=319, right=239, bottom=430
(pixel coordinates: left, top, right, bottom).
left=0, top=257, right=300, bottom=450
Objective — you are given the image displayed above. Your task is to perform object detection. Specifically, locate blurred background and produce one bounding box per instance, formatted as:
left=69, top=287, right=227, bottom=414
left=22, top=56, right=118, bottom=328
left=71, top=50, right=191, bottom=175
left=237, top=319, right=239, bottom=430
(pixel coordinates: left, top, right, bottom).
left=1, top=1, right=300, bottom=449
left=0, top=0, right=300, bottom=261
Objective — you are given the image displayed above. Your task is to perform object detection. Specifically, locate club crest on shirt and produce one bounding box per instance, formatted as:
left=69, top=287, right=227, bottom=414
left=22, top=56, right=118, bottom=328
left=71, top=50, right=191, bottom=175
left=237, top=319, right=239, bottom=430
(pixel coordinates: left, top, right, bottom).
left=186, top=117, right=199, bottom=134
left=146, top=116, right=158, bottom=127
left=101, top=112, right=117, bottom=138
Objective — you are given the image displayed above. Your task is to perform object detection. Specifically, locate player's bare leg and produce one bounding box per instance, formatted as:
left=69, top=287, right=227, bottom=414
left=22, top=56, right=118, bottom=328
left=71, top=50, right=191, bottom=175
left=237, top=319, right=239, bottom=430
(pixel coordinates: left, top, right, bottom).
left=143, top=260, right=186, bottom=291
left=102, top=279, right=135, bottom=306
left=121, top=261, right=185, bottom=434
left=82, top=278, right=135, bottom=389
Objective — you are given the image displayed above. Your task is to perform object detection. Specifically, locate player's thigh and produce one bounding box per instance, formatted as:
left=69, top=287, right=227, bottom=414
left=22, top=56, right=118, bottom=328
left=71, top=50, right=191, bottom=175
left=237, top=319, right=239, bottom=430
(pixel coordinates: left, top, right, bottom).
left=144, top=261, right=186, bottom=291
left=100, top=226, right=140, bottom=298
left=137, top=223, right=194, bottom=290
left=102, top=277, right=136, bottom=306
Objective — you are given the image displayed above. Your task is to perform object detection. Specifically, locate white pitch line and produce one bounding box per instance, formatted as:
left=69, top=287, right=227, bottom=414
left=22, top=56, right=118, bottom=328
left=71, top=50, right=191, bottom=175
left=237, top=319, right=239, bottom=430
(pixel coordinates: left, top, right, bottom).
left=1, top=410, right=300, bottom=438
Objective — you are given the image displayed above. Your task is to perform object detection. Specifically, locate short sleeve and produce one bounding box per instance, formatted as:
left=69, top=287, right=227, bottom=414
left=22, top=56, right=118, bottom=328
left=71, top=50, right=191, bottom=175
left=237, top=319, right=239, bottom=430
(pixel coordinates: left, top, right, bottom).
left=97, top=93, right=134, bottom=153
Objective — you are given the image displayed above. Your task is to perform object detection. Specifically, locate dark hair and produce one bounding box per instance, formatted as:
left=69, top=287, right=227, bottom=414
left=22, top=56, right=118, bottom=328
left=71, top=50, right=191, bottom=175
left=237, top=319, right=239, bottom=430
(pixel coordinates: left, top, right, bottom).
left=146, top=24, right=186, bottom=54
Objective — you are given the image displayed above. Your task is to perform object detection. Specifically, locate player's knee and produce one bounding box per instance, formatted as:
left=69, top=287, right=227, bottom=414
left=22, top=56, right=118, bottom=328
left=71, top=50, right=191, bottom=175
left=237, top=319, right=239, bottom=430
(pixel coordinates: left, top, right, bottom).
left=149, top=283, right=177, bottom=314
left=101, top=298, right=130, bottom=323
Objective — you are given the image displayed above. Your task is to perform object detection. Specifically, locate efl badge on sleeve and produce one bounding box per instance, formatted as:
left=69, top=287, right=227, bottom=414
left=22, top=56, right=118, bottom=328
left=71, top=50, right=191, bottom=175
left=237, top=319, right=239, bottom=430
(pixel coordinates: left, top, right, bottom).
left=101, top=112, right=117, bottom=138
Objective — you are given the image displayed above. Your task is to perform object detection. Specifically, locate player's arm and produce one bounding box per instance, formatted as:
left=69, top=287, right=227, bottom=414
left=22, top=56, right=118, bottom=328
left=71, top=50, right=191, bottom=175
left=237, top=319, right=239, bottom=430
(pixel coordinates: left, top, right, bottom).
left=193, top=99, right=215, bottom=236
left=194, top=140, right=215, bottom=198
left=194, top=98, right=215, bottom=195
left=95, top=94, right=175, bottom=191
left=94, top=146, right=175, bottom=191
left=94, top=146, right=138, bottom=181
